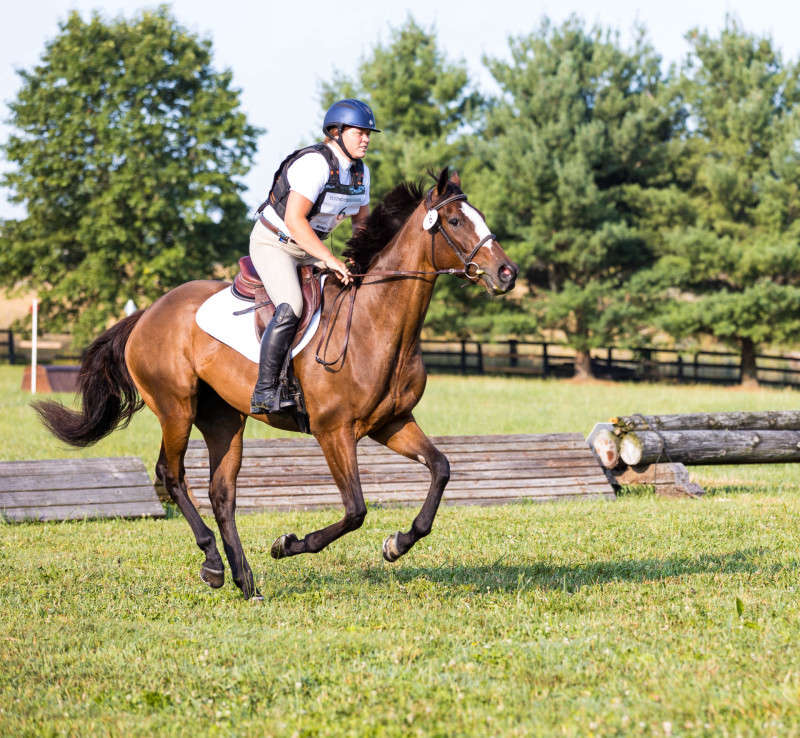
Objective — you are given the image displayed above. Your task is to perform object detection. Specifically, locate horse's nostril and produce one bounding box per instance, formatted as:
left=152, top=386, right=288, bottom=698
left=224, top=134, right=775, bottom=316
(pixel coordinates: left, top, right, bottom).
left=498, top=264, right=515, bottom=283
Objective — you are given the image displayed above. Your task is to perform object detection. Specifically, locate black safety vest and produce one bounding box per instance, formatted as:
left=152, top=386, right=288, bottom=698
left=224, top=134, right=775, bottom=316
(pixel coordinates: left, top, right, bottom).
left=257, top=144, right=365, bottom=236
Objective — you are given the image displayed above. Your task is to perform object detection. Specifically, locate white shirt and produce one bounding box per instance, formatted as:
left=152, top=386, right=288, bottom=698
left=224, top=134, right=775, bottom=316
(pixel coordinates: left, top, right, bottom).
left=262, top=143, right=370, bottom=237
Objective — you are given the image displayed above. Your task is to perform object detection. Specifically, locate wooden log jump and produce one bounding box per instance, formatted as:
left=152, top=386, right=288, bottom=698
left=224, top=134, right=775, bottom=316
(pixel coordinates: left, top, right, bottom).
left=0, top=457, right=165, bottom=522
left=182, top=434, right=616, bottom=513
left=588, top=410, right=800, bottom=497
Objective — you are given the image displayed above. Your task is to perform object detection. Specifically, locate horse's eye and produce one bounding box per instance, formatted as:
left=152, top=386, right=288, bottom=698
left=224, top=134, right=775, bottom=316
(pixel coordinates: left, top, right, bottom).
left=448, top=217, right=460, bottom=227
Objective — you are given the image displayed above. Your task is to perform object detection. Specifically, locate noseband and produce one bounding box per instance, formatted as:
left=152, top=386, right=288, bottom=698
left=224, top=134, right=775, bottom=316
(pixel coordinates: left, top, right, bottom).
left=423, top=189, right=497, bottom=281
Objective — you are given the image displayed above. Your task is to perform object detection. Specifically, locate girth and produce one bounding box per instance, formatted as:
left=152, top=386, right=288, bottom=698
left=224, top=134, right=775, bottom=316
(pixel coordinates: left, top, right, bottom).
left=232, top=256, right=322, bottom=347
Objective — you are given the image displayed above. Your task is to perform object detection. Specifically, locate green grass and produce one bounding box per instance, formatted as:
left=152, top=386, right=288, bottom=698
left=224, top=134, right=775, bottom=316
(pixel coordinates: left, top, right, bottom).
left=3, top=365, right=800, bottom=735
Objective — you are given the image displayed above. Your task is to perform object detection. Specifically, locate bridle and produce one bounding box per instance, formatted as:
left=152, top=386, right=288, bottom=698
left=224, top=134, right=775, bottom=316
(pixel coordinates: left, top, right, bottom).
left=422, top=189, right=497, bottom=282
left=315, top=188, right=497, bottom=367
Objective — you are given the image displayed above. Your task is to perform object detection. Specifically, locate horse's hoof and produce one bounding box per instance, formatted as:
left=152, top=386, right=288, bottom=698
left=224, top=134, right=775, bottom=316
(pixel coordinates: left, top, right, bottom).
left=200, top=565, right=224, bottom=589
left=271, top=533, right=298, bottom=559
left=382, top=532, right=402, bottom=563
left=249, top=589, right=264, bottom=602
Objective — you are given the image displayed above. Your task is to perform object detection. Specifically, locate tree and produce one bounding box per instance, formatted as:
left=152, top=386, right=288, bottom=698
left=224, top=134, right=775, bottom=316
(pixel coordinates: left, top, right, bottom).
left=1, top=6, right=260, bottom=343
left=480, top=17, right=688, bottom=376
left=652, top=20, right=800, bottom=384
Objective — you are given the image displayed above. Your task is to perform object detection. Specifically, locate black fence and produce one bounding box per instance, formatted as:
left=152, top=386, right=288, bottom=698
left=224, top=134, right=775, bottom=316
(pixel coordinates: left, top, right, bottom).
left=0, top=330, right=81, bottom=365
left=3, top=330, right=800, bottom=388
left=420, top=339, right=800, bottom=388
left=0, top=330, right=16, bottom=364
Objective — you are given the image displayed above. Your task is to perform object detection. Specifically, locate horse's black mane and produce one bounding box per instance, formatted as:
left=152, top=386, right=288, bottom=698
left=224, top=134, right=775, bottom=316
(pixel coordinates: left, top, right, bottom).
left=343, top=180, right=425, bottom=273
left=343, top=169, right=462, bottom=273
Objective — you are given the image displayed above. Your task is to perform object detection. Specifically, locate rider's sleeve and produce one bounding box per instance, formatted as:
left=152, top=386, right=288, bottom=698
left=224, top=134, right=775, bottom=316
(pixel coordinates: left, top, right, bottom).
left=286, top=152, right=329, bottom=204
left=361, top=164, right=371, bottom=207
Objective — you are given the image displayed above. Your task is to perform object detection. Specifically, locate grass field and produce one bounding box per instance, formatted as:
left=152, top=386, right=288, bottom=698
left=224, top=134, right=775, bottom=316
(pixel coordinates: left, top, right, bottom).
left=3, top=365, right=800, bottom=735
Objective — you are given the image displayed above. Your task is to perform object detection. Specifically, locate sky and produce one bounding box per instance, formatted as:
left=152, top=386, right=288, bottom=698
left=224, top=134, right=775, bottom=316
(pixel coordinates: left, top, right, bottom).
left=2, top=0, right=799, bottom=220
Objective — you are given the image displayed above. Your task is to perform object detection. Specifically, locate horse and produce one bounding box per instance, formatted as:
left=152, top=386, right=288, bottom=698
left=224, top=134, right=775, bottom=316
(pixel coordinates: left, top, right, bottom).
left=35, top=168, right=518, bottom=600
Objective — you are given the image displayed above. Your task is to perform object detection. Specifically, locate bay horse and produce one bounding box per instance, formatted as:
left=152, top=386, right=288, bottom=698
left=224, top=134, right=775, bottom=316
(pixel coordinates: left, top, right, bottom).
left=35, top=169, right=518, bottom=600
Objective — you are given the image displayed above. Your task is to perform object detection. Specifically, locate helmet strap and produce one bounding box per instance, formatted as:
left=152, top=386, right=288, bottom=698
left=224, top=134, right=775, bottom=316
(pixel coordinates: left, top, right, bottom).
left=332, top=128, right=356, bottom=162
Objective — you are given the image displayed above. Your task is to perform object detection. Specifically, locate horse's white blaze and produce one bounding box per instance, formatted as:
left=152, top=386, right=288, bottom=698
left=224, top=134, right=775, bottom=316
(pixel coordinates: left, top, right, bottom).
left=460, top=203, right=495, bottom=255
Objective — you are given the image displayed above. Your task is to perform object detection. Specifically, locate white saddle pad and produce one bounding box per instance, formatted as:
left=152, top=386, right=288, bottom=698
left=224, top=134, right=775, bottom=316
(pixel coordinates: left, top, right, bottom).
left=195, top=283, right=323, bottom=364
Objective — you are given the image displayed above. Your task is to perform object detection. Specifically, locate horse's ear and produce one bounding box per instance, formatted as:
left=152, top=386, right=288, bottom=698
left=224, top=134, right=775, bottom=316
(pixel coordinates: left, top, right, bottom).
left=449, top=170, right=461, bottom=188
left=436, top=167, right=449, bottom=195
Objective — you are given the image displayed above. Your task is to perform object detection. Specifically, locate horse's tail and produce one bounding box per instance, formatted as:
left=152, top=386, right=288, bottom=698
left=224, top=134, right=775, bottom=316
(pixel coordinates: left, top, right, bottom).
left=33, top=310, right=146, bottom=447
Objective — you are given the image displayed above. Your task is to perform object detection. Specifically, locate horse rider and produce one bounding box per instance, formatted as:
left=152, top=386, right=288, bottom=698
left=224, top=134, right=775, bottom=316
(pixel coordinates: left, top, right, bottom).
left=249, top=98, right=379, bottom=415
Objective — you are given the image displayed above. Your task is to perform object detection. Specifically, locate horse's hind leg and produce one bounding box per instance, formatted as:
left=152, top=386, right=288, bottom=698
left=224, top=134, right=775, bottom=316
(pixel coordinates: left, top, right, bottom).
left=145, top=384, right=225, bottom=589
left=194, top=384, right=259, bottom=600
left=270, top=424, right=366, bottom=558
left=369, top=415, right=450, bottom=562
left=154, top=440, right=224, bottom=588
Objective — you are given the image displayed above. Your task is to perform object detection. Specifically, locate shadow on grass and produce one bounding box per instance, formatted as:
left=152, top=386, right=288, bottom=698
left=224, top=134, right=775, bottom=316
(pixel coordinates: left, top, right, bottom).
left=268, top=547, right=794, bottom=597
left=391, top=548, right=794, bottom=593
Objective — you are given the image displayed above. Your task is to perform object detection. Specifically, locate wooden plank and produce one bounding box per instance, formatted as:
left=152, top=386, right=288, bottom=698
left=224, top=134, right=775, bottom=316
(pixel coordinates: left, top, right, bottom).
left=207, top=457, right=603, bottom=480
left=1, top=486, right=164, bottom=508
left=0, top=456, right=165, bottom=522
left=184, top=449, right=597, bottom=474
left=3, top=501, right=165, bottom=522
left=0, top=472, right=158, bottom=493
left=183, top=434, right=590, bottom=459
left=191, top=488, right=614, bottom=513
left=190, top=474, right=611, bottom=497
left=0, top=457, right=147, bottom=476
left=206, top=468, right=607, bottom=490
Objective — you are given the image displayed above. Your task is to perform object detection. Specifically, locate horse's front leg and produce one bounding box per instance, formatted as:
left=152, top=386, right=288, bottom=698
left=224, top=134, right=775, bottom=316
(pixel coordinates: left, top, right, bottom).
left=271, top=424, right=366, bottom=558
left=369, top=415, right=450, bottom=562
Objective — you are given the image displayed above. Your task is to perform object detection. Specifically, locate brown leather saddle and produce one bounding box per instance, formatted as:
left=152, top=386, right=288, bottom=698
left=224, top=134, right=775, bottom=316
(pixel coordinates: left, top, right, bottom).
left=232, top=256, right=322, bottom=346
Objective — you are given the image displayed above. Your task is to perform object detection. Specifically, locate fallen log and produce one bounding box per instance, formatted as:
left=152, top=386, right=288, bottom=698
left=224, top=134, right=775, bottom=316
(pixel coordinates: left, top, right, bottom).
left=619, top=429, right=800, bottom=467
left=612, top=410, right=800, bottom=433
left=586, top=423, right=620, bottom=468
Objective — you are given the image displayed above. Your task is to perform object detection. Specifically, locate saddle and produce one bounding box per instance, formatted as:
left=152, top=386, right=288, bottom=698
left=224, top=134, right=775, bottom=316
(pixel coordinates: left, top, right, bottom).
left=232, top=256, right=322, bottom=346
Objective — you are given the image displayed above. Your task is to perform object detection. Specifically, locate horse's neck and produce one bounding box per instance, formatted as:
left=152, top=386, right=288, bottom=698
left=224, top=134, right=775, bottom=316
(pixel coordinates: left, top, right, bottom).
left=359, top=216, right=436, bottom=344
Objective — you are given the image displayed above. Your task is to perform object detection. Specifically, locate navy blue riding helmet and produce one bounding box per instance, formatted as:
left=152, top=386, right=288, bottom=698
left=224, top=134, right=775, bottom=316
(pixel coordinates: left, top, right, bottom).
left=322, top=99, right=380, bottom=160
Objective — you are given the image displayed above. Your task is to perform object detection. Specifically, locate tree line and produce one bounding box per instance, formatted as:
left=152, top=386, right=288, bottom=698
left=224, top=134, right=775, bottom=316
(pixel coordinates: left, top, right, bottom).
left=3, top=8, right=799, bottom=383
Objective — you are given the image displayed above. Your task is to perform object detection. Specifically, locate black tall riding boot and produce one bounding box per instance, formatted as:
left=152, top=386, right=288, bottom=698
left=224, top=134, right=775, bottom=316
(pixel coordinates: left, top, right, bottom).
left=250, top=303, right=300, bottom=414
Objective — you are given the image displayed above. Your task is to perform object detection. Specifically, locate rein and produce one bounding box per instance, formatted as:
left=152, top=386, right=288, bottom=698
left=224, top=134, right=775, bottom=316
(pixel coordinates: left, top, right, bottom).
left=314, top=189, right=497, bottom=367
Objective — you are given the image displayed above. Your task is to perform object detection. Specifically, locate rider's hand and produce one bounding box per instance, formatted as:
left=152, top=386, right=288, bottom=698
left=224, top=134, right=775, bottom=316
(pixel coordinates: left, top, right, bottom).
left=325, top=257, right=353, bottom=285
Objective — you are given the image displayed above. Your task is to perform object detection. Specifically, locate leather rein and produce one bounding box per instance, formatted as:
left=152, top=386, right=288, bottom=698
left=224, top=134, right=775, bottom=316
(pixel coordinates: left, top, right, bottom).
left=315, top=190, right=497, bottom=367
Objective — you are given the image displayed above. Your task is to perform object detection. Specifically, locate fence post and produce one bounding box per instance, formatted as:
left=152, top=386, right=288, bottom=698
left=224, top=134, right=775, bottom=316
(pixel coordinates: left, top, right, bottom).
left=476, top=341, right=484, bottom=374
left=694, top=352, right=699, bottom=380
left=677, top=354, right=683, bottom=380
left=508, top=339, right=518, bottom=369
left=460, top=339, right=467, bottom=375
left=542, top=342, right=549, bottom=378
left=7, top=330, right=15, bottom=365
left=606, top=347, right=613, bottom=376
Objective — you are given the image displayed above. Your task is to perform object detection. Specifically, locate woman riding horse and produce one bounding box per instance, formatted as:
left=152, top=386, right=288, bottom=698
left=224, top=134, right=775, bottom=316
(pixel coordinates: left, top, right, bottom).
left=250, top=98, right=378, bottom=415
left=34, top=166, right=518, bottom=600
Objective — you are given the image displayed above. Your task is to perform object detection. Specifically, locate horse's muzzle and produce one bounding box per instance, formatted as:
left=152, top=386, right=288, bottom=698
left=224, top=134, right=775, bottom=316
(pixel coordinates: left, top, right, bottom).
left=490, top=262, right=518, bottom=294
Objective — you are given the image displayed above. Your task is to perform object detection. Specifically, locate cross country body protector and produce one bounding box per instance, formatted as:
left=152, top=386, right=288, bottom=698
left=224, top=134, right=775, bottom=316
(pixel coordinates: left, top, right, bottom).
left=258, top=144, right=365, bottom=238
